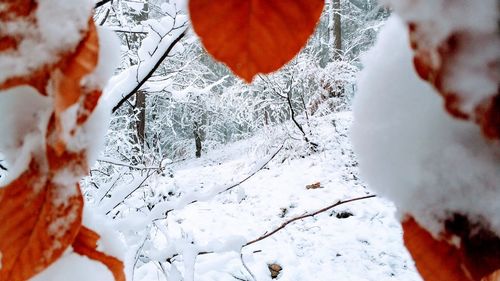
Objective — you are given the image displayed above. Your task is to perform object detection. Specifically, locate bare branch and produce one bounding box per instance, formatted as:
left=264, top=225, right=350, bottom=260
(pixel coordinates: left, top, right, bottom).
left=157, top=194, right=376, bottom=267
left=97, top=158, right=161, bottom=170
left=112, top=31, right=186, bottom=113
left=244, top=194, right=377, bottom=246
left=98, top=8, right=110, bottom=26
left=95, top=0, right=113, bottom=9
left=105, top=169, right=158, bottom=215
left=216, top=144, right=284, bottom=196
left=240, top=250, right=256, bottom=281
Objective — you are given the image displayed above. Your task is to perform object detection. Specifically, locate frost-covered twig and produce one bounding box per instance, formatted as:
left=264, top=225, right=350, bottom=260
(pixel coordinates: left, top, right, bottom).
left=155, top=194, right=377, bottom=279
left=150, top=144, right=285, bottom=220
left=112, top=31, right=186, bottom=113
left=240, top=249, right=256, bottom=281
left=215, top=143, right=284, bottom=196
left=286, top=87, right=318, bottom=150
left=95, top=0, right=112, bottom=9
left=244, top=194, right=377, bottom=246
left=0, top=161, right=6, bottom=171
left=97, top=157, right=161, bottom=170
left=105, top=169, right=158, bottom=215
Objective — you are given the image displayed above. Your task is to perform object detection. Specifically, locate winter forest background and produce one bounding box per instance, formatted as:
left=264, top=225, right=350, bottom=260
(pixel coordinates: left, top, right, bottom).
left=85, top=1, right=417, bottom=280
left=97, top=0, right=388, bottom=161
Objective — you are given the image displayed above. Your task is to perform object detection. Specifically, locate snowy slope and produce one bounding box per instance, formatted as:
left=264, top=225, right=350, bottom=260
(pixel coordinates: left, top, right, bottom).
left=133, top=112, right=422, bottom=281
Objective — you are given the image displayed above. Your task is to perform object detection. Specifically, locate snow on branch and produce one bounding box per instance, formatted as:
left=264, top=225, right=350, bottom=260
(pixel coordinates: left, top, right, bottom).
left=105, top=9, right=188, bottom=113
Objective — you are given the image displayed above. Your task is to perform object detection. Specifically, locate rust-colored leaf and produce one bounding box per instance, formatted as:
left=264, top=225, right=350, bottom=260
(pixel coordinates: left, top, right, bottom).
left=0, top=161, right=83, bottom=281
left=0, top=0, right=36, bottom=20
left=403, top=217, right=471, bottom=281
left=0, top=5, right=125, bottom=280
left=408, top=24, right=500, bottom=140
left=73, top=226, right=126, bottom=281
left=403, top=216, right=500, bottom=281
left=483, top=269, right=500, bottom=281
left=189, top=0, right=324, bottom=82
left=51, top=20, right=100, bottom=155
left=54, top=19, right=99, bottom=114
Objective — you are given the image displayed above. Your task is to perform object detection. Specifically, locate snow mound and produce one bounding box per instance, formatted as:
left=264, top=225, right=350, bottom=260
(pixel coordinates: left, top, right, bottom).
left=352, top=16, right=500, bottom=237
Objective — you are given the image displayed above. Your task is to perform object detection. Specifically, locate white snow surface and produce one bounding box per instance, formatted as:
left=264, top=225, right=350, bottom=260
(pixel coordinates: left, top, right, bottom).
left=30, top=249, right=114, bottom=281
left=92, top=113, right=421, bottom=281
left=0, top=0, right=94, bottom=84
left=352, top=16, right=500, bottom=237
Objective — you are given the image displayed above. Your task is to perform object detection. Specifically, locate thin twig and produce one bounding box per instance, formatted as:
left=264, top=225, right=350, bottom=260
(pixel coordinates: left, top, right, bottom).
left=216, top=144, right=283, bottom=196
left=95, top=0, right=113, bottom=9
left=153, top=144, right=285, bottom=220
left=158, top=194, right=377, bottom=267
left=240, top=249, right=256, bottom=281
left=99, top=8, right=110, bottom=26
left=245, top=194, right=377, bottom=246
left=97, top=158, right=161, bottom=170
left=112, top=31, right=186, bottom=113
left=231, top=274, right=248, bottom=281
left=106, top=170, right=158, bottom=215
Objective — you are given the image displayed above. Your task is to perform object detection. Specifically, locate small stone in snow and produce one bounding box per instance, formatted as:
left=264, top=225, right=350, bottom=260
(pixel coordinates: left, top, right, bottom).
left=306, top=182, right=322, bottom=189
left=268, top=263, right=282, bottom=279
left=336, top=211, right=354, bottom=219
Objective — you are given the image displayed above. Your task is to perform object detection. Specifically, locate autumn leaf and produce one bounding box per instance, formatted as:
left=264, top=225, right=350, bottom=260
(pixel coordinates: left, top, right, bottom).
left=0, top=161, right=84, bottom=281
left=73, top=226, right=126, bottom=281
left=51, top=19, right=100, bottom=155
left=403, top=217, right=472, bottom=281
left=54, top=19, right=99, bottom=114
left=403, top=217, right=500, bottom=281
left=0, top=4, right=125, bottom=279
left=484, top=269, right=500, bottom=281
left=408, top=24, right=500, bottom=140
left=189, top=0, right=324, bottom=82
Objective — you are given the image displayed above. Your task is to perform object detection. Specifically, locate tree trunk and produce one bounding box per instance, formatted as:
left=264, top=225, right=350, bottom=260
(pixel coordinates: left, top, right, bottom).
left=136, top=90, right=146, bottom=149
left=332, top=0, right=342, bottom=61
left=193, top=121, right=202, bottom=158
left=329, top=0, right=345, bottom=99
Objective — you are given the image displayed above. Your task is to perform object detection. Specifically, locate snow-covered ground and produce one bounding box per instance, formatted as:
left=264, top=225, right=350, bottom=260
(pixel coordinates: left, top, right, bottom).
left=133, top=112, right=422, bottom=281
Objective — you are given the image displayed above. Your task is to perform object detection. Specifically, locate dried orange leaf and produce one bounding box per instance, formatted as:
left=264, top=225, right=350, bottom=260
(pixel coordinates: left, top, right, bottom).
left=408, top=24, right=500, bottom=140
left=483, top=269, right=500, bottom=281
left=0, top=161, right=83, bottom=281
left=0, top=7, right=124, bottom=280
left=54, top=19, right=99, bottom=113
left=403, top=217, right=500, bottom=281
left=189, top=0, right=324, bottom=82
left=403, top=217, right=471, bottom=281
left=0, top=0, right=36, bottom=19
left=73, top=226, right=126, bottom=281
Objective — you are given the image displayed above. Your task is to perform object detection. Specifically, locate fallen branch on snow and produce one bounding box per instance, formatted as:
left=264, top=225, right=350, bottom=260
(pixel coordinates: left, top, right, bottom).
left=162, top=194, right=377, bottom=264
left=244, top=194, right=377, bottom=246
